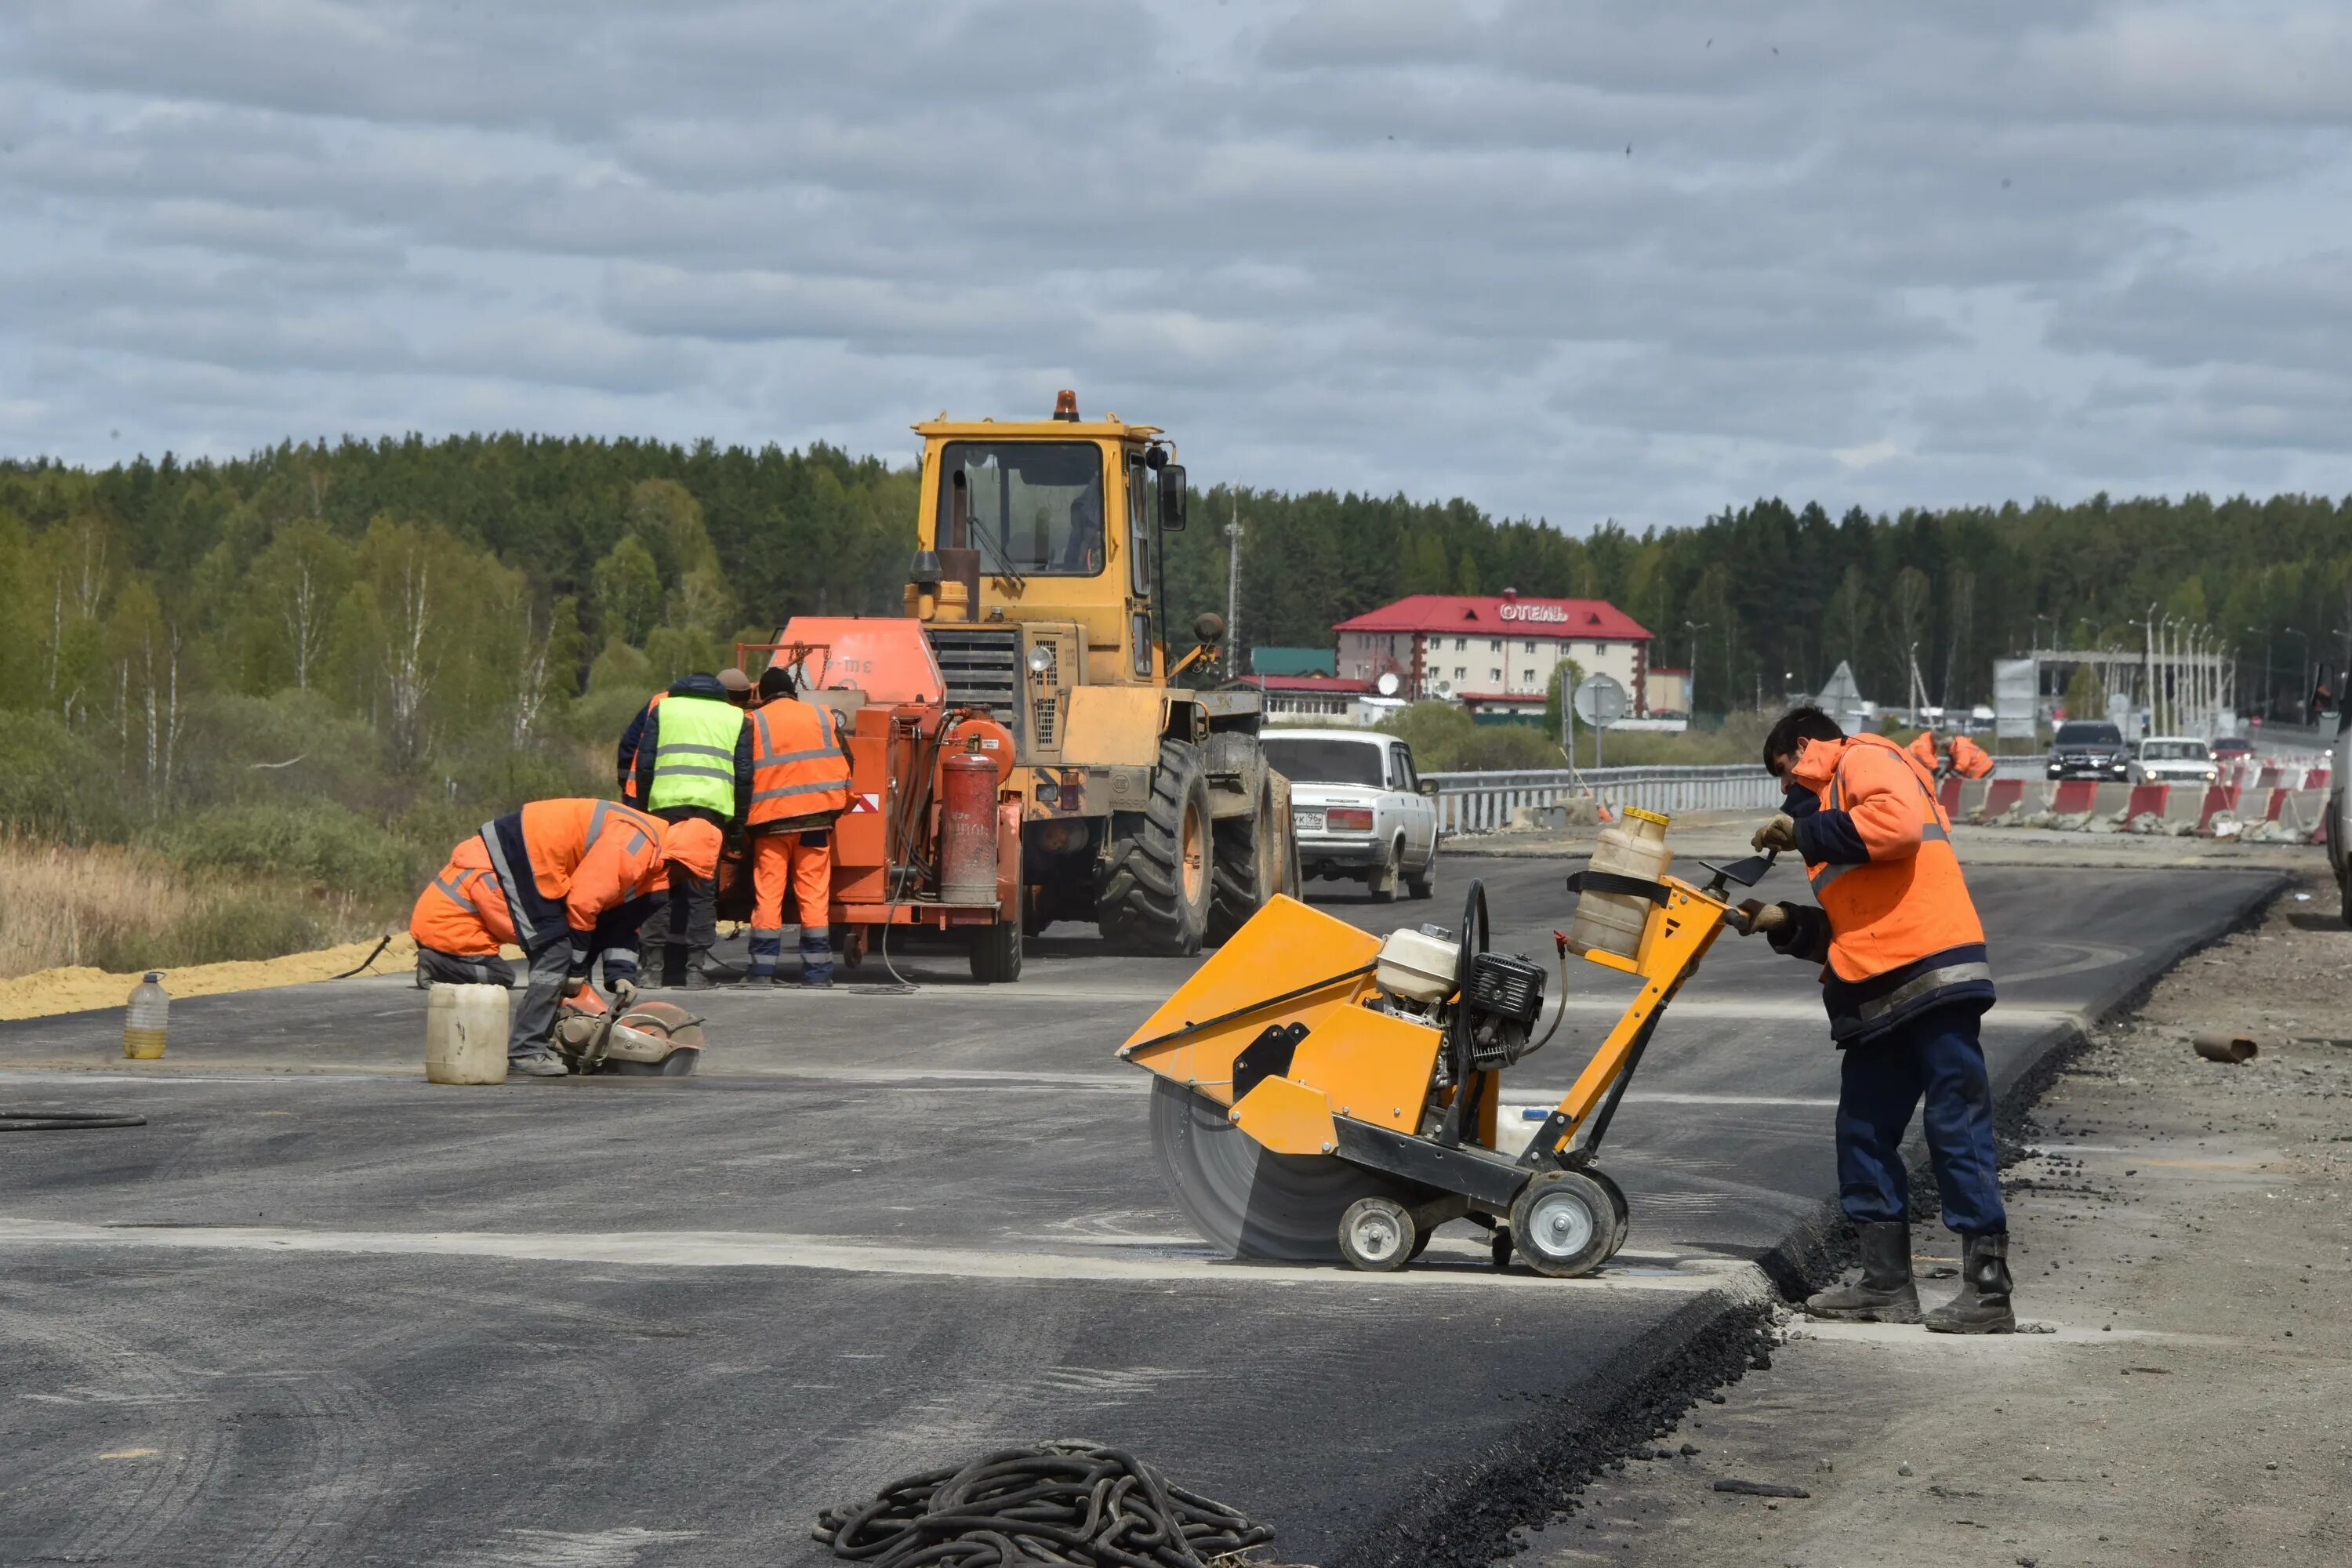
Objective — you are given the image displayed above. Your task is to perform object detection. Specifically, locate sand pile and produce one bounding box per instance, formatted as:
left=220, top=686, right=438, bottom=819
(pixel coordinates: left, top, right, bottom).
left=0, top=933, right=420, bottom=1022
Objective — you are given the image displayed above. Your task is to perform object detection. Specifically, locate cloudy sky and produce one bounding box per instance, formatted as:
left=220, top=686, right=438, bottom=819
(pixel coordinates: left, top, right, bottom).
left=4, top=0, right=2350, bottom=528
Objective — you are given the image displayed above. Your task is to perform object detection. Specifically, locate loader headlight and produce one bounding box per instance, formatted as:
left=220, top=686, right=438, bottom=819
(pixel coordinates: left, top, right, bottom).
left=1027, top=644, right=1054, bottom=675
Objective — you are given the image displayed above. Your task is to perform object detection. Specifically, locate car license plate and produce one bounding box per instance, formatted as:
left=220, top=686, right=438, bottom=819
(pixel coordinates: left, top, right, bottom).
left=1293, top=810, right=1325, bottom=833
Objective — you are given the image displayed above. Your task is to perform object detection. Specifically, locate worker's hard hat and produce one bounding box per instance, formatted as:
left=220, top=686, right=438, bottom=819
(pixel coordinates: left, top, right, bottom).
left=661, top=818, right=723, bottom=881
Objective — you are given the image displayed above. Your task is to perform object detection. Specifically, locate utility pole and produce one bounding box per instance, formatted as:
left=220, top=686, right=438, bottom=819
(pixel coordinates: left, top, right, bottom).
left=1223, top=498, right=1242, bottom=675
left=1682, top=620, right=1708, bottom=715
left=2245, top=626, right=2268, bottom=723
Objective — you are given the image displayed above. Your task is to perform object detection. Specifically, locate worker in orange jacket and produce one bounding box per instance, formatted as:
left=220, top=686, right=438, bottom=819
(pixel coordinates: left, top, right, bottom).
left=1726, top=706, right=2013, bottom=1334
left=410, top=799, right=723, bottom=1076
left=743, top=664, right=853, bottom=985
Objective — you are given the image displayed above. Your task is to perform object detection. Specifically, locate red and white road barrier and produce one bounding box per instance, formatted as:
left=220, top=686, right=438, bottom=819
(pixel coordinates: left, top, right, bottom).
left=1960, top=778, right=2330, bottom=842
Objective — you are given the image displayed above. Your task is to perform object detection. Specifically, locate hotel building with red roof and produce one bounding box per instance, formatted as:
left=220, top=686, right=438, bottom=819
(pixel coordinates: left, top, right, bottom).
left=1331, top=591, right=1657, bottom=719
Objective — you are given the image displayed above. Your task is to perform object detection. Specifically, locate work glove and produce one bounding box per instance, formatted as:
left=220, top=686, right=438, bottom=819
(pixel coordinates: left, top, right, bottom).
left=1722, top=899, right=1789, bottom=938
left=1751, top=813, right=1798, bottom=854
left=610, top=978, right=638, bottom=1011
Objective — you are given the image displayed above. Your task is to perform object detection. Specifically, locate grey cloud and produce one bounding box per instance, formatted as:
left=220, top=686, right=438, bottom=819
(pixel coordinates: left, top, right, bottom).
left=2, top=0, right=2350, bottom=526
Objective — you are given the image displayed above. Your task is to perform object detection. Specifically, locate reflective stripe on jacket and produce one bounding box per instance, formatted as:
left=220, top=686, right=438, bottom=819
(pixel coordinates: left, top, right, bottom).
left=1771, top=733, right=1994, bottom=1044
left=474, top=798, right=670, bottom=958
left=746, top=699, right=852, bottom=829
left=639, top=690, right=752, bottom=818
left=409, top=838, right=514, bottom=955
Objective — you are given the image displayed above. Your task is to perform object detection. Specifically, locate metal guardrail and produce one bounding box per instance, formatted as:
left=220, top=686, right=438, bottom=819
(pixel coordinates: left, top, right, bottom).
left=1426, top=764, right=1780, bottom=835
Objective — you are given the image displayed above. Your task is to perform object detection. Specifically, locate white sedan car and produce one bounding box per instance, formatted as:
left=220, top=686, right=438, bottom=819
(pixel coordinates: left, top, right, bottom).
left=1260, top=728, right=1439, bottom=902
left=2127, top=736, right=2220, bottom=787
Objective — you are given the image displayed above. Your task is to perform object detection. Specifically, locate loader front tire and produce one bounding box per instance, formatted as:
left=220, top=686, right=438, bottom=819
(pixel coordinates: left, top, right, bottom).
left=1098, top=739, right=1214, bottom=956
left=1207, top=775, right=1285, bottom=946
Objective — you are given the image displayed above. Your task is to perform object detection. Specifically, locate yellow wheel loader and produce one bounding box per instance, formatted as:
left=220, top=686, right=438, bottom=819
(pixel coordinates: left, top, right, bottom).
left=1120, top=852, right=1776, bottom=1275
left=870, top=390, right=1298, bottom=956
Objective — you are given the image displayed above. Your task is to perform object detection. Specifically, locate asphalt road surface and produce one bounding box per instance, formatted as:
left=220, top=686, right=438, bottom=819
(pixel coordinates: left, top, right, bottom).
left=0, top=855, right=2282, bottom=1567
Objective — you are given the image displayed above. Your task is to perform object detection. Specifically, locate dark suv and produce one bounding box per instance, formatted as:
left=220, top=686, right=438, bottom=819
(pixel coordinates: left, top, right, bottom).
left=2047, top=720, right=2131, bottom=780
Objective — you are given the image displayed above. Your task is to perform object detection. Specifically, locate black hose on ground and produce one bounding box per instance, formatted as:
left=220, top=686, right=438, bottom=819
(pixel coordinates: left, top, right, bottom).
left=814, top=1439, right=1276, bottom=1567
left=330, top=934, right=394, bottom=980
left=2, top=1109, right=148, bottom=1132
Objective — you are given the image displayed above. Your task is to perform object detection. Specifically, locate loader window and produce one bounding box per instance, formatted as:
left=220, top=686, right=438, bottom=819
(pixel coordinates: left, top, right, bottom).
left=936, top=441, right=1105, bottom=576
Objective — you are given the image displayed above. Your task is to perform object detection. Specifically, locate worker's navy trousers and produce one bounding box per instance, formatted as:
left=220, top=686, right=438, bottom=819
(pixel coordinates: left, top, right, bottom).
left=1835, top=1002, right=2007, bottom=1236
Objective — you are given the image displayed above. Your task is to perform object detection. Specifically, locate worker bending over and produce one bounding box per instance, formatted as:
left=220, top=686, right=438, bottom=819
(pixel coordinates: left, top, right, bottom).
left=1726, top=705, right=2016, bottom=1334
left=1907, top=728, right=1994, bottom=782
left=632, top=667, right=754, bottom=987
left=410, top=800, right=722, bottom=1076
left=744, top=665, right=853, bottom=985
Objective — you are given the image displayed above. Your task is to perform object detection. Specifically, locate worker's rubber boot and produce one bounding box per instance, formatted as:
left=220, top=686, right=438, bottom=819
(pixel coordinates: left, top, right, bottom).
left=1803, top=1221, right=1921, bottom=1323
left=1923, top=1232, right=2016, bottom=1334
left=659, top=940, right=690, bottom=990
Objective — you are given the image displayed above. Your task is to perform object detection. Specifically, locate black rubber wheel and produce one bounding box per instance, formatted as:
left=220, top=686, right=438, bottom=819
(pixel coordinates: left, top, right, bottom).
left=1338, top=1197, right=1417, bottom=1272
left=970, top=917, right=1022, bottom=982
left=1588, top=1167, right=1632, bottom=1259
left=1368, top=839, right=1403, bottom=904
left=1405, top=846, right=1437, bottom=902
left=1097, top=739, right=1214, bottom=956
left=1208, top=779, right=1285, bottom=946
left=1408, top=1225, right=1435, bottom=1261
left=1511, top=1169, right=1615, bottom=1278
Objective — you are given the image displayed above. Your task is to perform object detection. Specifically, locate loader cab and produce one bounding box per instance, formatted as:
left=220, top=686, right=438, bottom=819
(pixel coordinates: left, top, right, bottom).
left=909, top=393, right=1186, bottom=694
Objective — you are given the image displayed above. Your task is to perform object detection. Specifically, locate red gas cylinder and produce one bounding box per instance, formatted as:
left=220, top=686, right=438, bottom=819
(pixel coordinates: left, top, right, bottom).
left=939, top=744, right=1000, bottom=906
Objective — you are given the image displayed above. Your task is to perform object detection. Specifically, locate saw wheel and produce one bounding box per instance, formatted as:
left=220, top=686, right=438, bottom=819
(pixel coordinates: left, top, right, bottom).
left=601, top=1000, right=704, bottom=1077
left=1149, top=1077, right=1419, bottom=1261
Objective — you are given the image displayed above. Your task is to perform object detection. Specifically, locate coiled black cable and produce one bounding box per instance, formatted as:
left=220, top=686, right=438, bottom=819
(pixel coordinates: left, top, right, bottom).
left=814, top=1439, right=1276, bottom=1567
left=1, top=1109, right=148, bottom=1133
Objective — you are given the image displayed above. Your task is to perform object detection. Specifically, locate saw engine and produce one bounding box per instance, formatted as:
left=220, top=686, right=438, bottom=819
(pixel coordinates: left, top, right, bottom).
left=1120, top=845, right=1768, bottom=1276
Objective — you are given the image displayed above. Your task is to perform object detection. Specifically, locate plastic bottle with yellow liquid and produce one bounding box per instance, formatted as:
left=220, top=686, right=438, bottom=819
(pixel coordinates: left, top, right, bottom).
left=123, top=972, right=169, bottom=1059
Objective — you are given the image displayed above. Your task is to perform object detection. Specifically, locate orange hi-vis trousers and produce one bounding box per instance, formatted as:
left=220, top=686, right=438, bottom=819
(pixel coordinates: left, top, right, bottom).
left=750, top=830, right=831, bottom=938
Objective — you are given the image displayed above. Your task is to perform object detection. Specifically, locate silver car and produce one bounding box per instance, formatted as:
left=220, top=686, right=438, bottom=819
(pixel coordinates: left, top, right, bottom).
left=2127, top=736, right=2219, bottom=786
left=1260, top=729, right=1439, bottom=902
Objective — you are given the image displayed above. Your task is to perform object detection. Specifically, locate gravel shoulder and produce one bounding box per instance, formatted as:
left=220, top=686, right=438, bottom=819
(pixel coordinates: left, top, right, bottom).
left=1526, top=864, right=2352, bottom=1567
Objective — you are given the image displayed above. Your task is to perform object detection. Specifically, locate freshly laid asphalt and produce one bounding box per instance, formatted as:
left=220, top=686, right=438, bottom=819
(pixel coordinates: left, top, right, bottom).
left=0, top=854, right=2285, bottom=1567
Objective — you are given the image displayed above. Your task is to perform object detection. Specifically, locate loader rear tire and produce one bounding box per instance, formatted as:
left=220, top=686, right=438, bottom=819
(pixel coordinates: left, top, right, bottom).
left=1207, top=777, right=1285, bottom=946
left=1097, top=739, right=1214, bottom=956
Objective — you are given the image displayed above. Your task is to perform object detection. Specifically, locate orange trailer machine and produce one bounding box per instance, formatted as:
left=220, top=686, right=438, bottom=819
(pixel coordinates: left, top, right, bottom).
left=727, top=617, right=1026, bottom=982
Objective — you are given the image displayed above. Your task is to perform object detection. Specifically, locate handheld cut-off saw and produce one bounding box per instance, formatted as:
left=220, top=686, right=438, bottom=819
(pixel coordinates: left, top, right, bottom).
left=1118, top=854, right=1777, bottom=1276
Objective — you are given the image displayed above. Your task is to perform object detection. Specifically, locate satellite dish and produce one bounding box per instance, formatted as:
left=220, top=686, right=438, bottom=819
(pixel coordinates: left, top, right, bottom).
left=1434, top=680, right=1454, bottom=698
left=1573, top=672, right=1628, bottom=726
left=1375, top=671, right=1402, bottom=698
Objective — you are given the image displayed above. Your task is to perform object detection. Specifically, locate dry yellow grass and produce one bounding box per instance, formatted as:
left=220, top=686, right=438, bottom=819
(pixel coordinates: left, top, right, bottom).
left=0, top=837, right=403, bottom=1018
left=0, top=838, right=196, bottom=979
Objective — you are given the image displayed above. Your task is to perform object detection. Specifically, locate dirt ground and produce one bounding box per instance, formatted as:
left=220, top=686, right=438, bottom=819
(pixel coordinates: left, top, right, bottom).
left=0, top=932, right=416, bottom=1022
left=1527, top=862, right=2352, bottom=1567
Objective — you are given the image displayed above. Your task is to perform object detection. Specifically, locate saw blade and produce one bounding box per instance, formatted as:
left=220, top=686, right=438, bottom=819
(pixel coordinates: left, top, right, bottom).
left=1149, top=1076, right=1409, bottom=1261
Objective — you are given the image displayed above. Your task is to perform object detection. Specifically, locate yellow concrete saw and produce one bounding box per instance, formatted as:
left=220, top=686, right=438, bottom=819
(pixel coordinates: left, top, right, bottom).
left=1120, top=857, right=1767, bottom=1275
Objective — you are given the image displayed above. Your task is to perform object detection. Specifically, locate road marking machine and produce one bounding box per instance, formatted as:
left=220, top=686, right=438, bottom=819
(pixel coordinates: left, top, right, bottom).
left=1120, top=824, right=1778, bottom=1276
